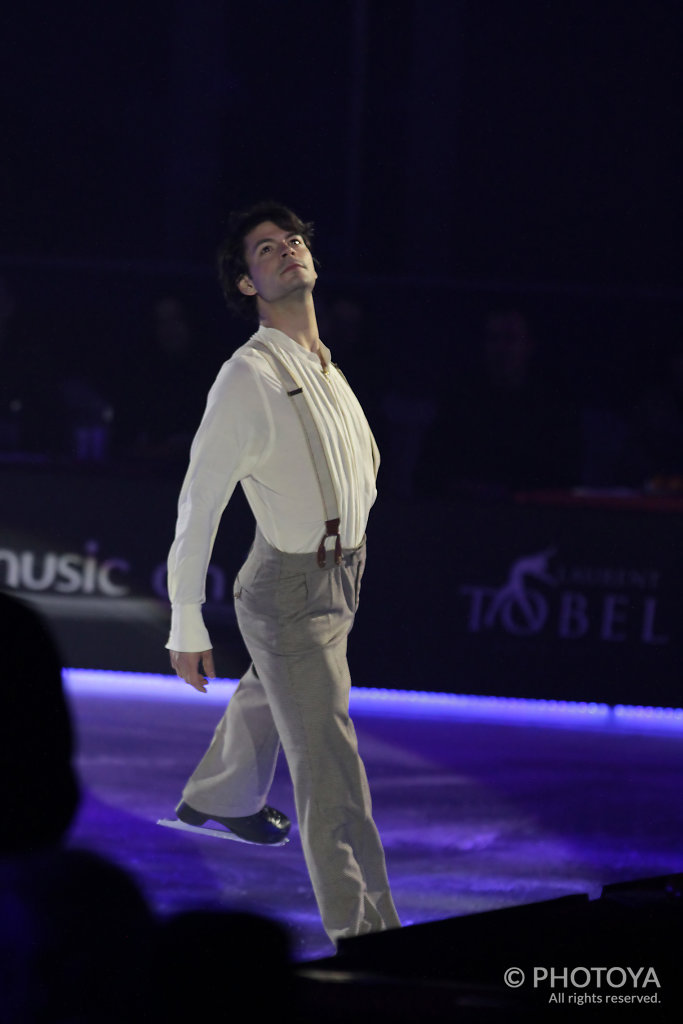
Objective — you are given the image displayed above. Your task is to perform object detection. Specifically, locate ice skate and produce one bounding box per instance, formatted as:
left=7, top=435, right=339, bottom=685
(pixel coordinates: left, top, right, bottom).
left=157, top=800, right=291, bottom=846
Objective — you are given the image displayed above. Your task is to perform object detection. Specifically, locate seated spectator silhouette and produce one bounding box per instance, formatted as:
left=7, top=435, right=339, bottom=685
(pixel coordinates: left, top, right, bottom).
left=0, top=276, right=65, bottom=459
left=148, top=909, right=292, bottom=1020
left=417, top=308, right=581, bottom=498
left=630, top=339, right=683, bottom=492
left=0, top=590, right=79, bottom=852
left=113, top=294, right=221, bottom=463
left=0, top=592, right=153, bottom=1021
left=315, top=292, right=380, bottom=415
left=0, top=592, right=293, bottom=1022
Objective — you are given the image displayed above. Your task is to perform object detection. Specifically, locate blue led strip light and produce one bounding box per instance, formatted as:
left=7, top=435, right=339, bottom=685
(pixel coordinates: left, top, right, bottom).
left=62, top=669, right=683, bottom=733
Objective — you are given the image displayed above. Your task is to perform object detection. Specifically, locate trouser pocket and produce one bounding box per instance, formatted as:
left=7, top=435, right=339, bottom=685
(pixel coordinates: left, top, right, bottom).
left=353, top=559, right=366, bottom=610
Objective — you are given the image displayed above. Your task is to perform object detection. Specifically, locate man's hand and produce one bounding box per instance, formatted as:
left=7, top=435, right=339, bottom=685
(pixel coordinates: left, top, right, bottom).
left=170, top=650, right=216, bottom=693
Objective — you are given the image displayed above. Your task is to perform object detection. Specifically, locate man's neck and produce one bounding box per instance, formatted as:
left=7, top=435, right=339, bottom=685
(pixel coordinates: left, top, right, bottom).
left=258, top=295, right=321, bottom=354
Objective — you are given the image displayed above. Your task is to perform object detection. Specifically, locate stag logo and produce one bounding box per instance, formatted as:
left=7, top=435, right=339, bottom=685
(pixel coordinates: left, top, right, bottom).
left=459, top=547, right=668, bottom=646
left=483, top=548, right=557, bottom=634
left=460, top=548, right=557, bottom=636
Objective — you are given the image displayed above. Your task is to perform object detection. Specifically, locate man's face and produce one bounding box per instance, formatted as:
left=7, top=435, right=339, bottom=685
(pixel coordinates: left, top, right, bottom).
left=237, top=220, right=317, bottom=306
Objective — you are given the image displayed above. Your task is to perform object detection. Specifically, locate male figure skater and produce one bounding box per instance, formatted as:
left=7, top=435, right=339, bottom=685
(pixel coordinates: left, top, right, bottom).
left=165, top=201, right=400, bottom=944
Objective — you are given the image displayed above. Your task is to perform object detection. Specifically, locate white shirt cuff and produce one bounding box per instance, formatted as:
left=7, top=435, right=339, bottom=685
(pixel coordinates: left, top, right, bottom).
left=166, top=604, right=212, bottom=652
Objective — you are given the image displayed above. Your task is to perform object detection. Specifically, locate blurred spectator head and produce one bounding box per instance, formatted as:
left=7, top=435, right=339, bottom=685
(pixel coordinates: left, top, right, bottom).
left=0, top=276, right=16, bottom=346
left=663, top=342, right=683, bottom=398
left=152, top=296, right=195, bottom=358
left=315, top=294, right=365, bottom=359
left=482, top=308, right=535, bottom=390
left=0, top=592, right=79, bottom=854
left=150, top=910, right=292, bottom=1017
left=1, top=849, right=154, bottom=1023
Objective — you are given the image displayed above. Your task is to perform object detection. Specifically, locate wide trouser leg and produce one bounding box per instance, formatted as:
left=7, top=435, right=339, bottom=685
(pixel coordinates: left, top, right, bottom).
left=233, top=533, right=400, bottom=944
left=181, top=662, right=281, bottom=818
left=243, top=632, right=401, bottom=942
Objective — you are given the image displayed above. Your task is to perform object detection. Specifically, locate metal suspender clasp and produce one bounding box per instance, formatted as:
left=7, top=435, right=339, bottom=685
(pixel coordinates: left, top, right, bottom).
left=318, top=517, right=343, bottom=568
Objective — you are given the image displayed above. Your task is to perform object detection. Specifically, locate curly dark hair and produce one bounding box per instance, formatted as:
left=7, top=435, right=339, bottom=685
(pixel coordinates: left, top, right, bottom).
left=216, top=201, right=315, bottom=319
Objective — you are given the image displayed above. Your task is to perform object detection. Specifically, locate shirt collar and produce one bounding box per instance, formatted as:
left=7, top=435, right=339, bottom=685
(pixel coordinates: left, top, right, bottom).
left=251, top=325, right=332, bottom=368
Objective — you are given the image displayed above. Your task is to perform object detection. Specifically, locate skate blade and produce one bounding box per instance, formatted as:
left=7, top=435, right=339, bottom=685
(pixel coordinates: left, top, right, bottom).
left=157, top=818, right=289, bottom=846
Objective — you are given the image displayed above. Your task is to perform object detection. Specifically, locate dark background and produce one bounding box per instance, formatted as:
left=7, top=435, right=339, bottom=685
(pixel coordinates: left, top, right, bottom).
left=1, top=0, right=679, bottom=275
left=1, top=1, right=682, bottom=701
left=1, top=1, right=680, bottom=368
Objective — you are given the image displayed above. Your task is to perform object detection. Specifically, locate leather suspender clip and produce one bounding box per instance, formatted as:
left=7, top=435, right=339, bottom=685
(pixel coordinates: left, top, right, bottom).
left=318, top=517, right=343, bottom=568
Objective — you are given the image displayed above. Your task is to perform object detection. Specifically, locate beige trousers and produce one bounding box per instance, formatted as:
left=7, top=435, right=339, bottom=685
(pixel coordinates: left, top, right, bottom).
left=182, top=529, right=401, bottom=943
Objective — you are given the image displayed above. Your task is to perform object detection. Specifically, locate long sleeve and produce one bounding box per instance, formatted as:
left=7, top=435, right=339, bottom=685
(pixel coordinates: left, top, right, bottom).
left=166, top=357, right=272, bottom=651
left=166, top=326, right=378, bottom=652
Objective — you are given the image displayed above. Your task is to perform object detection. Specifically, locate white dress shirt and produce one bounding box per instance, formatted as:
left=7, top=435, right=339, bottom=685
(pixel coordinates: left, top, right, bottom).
left=166, top=325, right=379, bottom=652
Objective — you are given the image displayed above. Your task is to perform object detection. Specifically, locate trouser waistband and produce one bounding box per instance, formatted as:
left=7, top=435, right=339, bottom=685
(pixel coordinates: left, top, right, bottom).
left=251, top=527, right=366, bottom=571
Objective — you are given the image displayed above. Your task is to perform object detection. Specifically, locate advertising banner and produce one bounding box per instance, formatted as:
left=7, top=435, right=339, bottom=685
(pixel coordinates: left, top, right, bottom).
left=2, top=467, right=681, bottom=706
